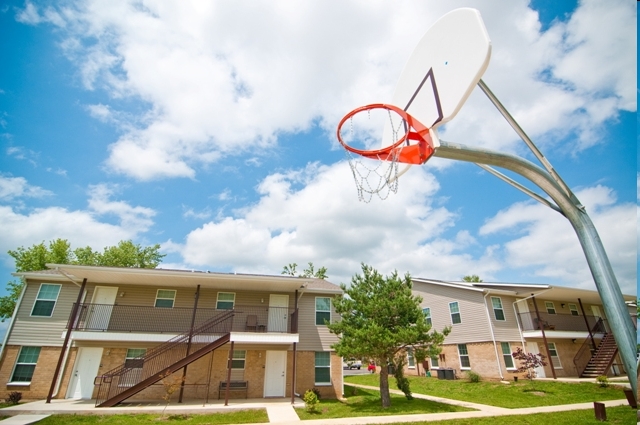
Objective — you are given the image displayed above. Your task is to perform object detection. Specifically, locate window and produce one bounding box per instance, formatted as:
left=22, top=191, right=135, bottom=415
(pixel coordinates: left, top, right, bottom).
left=216, top=292, right=235, bottom=310
left=545, top=302, right=556, bottom=314
left=568, top=303, right=579, bottom=316
left=457, top=344, right=470, bottom=369
left=407, top=348, right=415, bottom=368
left=155, top=289, right=176, bottom=308
left=315, top=352, right=331, bottom=385
left=430, top=356, right=439, bottom=368
left=231, top=350, right=246, bottom=369
left=501, top=342, right=515, bottom=369
left=315, top=297, right=331, bottom=325
left=449, top=302, right=461, bottom=324
left=423, top=307, right=432, bottom=326
left=548, top=343, right=562, bottom=369
left=491, top=297, right=505, bottom=321
left=11, top=346, right=41, bottom=383
left=31, top=284, right=61, bottom=317
left=122, top=348, right=146, bottom=386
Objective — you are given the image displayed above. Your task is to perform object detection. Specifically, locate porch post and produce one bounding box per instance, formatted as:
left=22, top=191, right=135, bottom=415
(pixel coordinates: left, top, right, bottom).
left=47, top=278, right=87, bottom=403
left=178, top=284, right=200, bottom=403
left=531, top=295, right=556, bottom=379
left=578, top=298, right=597, bottom=351
left=224, top=341, right=235, bottom=406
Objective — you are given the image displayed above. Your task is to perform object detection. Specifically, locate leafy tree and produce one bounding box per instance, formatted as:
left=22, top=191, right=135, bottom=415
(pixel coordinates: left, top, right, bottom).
left=462, top=275, right=483, bottom=282
left=328, top=263, right=450, bottom=408
left=1, top=239, right=165, bottom=320
left=512, top=347, right=547, bottom=380
left=281, top=262, right=328, bottom=279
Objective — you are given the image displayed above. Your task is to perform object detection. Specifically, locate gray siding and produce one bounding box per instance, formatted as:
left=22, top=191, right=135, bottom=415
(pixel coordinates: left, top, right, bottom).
left=296, top=294, right=338, bottom=352
left=413, top=282, right=493, bottom=344
left=8, top=279, right=80, bottom=347
left=486, top=295, right=522, bottom=342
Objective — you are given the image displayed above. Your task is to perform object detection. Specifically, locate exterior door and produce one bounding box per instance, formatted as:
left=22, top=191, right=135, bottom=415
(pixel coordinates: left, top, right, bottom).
left=526, top=342, right=545, bottom=378
left=87, top=286, right=118, bottom=330
left=67, top=347, right=103, bottom=399
left=268, top=294, right=289, bottom=333
left=516, top=299, right=533, bottom=330
left=264, top=350, right=286, bottom=397
left=591, top=305, right=608, bottom=332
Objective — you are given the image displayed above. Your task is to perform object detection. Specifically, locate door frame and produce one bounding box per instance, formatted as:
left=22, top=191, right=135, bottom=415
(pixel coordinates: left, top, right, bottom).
left=87, top=286, right=119, bottom=330
left=263, top=350, right=287, bottom=397
left=66, top=347, right=104, bottom=399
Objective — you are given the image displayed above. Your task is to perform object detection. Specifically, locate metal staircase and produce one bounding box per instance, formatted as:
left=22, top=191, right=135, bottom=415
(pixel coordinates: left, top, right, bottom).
left=579, top=332, right=618, bottom=378
left=95, top=310, right=234, bottom=407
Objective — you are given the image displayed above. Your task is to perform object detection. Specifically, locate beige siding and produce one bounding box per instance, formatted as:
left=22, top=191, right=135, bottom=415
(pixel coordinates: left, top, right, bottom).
left=8, top=280, right=80, bottom=347
left=296, top=294, right=338, bottom=351
left=487, top=295, right=522, bottom=342
left=413, top=282, right=492, bottom=344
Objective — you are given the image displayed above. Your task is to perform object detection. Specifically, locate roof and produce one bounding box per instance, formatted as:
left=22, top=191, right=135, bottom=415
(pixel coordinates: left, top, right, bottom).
left=14, top=264, right=342, bottom=294
left=411, top=277, right=635, bottom=305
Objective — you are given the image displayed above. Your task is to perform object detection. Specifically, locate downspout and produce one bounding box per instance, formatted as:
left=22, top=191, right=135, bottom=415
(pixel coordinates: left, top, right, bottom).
left=532, top=295, right=556, bottom=379
left=512, top=289, right=553, bottom=352
left=291, top=289, right=298, bottom=404
left=483, top=292, right=503, bottom=380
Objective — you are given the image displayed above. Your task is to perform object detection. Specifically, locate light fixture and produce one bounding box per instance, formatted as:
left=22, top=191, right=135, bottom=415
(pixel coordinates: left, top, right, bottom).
left=571, top=339, right=576, bottom=343
left=119, top=292, right=125, bottom=297
left=561, top=303, right=565, bottom=308
left=261, top=298, right=264, bottom=303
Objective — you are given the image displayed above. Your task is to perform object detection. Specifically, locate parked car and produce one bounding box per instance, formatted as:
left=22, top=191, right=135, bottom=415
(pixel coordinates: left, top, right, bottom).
left=343, top=358, right=362, bottom=369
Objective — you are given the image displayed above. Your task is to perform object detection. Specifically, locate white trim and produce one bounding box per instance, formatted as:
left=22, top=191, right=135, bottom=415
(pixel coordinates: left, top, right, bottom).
left=449, top=301, right=461, bottom=324
left=522, top=330, right=600, bottom=339
left=490, top=296, right=505, bottom=321
left=315, top=296, right=331, bottom=326
left=216, top=292, right=236, bottom=309
left=154, top=289, right=176, bottom=308
left=457, top=344, right=470, bottom=370
left=30, top=283, right=62, bottom=317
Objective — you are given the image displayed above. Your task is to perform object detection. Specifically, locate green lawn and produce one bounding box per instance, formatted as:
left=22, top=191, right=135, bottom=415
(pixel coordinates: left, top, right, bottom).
left=296, top=385, right=472, bottom=420
left=400, top=405, right=636, bottom=425
left=345, top=374, right=629, bottom=408
left=33, top=410, right=269, bottom=425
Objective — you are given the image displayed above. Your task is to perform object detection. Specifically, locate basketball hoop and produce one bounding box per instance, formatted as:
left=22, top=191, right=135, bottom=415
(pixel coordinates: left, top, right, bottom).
left=336, top=103, right=437, bottom=202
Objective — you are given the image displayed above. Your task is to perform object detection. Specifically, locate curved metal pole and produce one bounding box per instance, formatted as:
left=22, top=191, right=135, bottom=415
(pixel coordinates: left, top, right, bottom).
left=434, top=140, right=636, bottom=396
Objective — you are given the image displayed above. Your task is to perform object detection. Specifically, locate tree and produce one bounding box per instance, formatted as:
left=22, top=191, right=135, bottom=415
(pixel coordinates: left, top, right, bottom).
left=462, top=275, right=483, bottom=282
left=511, top=347, right=547, bottom=380
left=281, top=262, right=328, bottom=279
left=327, top=263, right=450, bottom=408
left=1, top=239, right=165, bottom=320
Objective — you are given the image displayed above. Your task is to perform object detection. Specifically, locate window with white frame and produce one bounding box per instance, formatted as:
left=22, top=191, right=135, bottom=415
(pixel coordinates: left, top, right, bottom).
left=231, top=350, right=246, bottom=369
left=31, top=284, right=61, bottom=317
left=407, top=348, right=415, bottom=368
left=547, top=342, right=562, bottom=368
left=10, top=346, right=41, bottom=383
left=491, top=297, right=505, bottom=321
left=449, top=302, right=461, bottom=324
left=216, top=292, right=235, bottom=310
left=154, top=289, right=176, bottom=308
left=121, top=348, right=146, bottom=386
left=315, top=297, right=331, bottom=325
left=315, top=352, right=331, bottom=385
left=423, top=307, right=432, bottom=326
left=430, top=356, right=439, bottom=368
left=545, top=302, right=556, bottom=314
left=568, top=303, right=579, bottom=316
left=501, top=342, right=515, bottom=369
left=457, top=344, right=470, bottom=369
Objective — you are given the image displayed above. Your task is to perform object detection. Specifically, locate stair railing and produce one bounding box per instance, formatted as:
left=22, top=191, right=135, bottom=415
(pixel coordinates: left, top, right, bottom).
left=573, top=318, right=606, bottom=376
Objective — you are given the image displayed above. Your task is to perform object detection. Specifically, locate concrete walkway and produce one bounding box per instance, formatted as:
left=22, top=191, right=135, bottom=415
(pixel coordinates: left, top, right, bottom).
left=0, top=383, right=632, bottom=425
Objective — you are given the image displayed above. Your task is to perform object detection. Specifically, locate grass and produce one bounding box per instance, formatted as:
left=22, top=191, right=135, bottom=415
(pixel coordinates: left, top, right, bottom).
left=345, top=374, right=629, bottom=408
left=296, top=385, right=472, bottom=420
left=33, top=410, right=269, bottom=425
left=399, top=405, right=636, bottom=425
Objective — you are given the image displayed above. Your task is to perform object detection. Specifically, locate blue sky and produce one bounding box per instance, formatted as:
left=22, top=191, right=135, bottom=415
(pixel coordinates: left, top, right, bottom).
left=0, top=0, right=637, bottom=307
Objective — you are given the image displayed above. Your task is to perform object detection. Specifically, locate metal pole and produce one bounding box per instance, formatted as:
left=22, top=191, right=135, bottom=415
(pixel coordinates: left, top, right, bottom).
left=179, top=284, right=200, bottom=403
left=531, top=296, right=556, bottom=379
left=578, top=298, right=597, bottom=352
left=433, top=141, right=637, bottom=396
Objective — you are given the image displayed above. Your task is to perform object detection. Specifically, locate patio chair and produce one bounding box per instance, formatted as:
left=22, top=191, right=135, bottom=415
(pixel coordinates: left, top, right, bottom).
left=245, top=315, right=258, bottom=332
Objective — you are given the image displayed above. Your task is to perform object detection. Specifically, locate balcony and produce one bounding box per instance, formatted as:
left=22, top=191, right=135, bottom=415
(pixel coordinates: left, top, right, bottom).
left=70, top=303, right=298, bottom=335
left=518, top=312, right=602, bottom=333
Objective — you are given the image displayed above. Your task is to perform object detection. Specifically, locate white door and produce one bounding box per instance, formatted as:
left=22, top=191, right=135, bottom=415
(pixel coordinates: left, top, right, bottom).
left=87, top=286, right=118, bottom=330
left=516, top=299, right=533, bottom=330
left=526, top=342, right=545, bottom=378
left=268, top=294, right=289, bottom=332
left=591, top=305, right=608, bottom=332
left=264, top=350, right=286, bottom=397
left=67, top=347, right=103, bottom=399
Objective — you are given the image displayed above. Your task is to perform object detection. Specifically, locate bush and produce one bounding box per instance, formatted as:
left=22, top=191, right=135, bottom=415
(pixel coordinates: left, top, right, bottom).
left=310, top=387, right=321, bottom=400
left=303, top=389, right=319, bottom=413
left=5, top=391, right=21, bottom=405
left=466, top=370, right=481, bottom=383
left=596, top=375, right=609, bottom=388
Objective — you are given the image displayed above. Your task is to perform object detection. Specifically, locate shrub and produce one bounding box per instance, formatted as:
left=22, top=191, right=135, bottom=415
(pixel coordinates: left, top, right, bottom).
left=511, top=347, right=547, bottom=380
left=5, top=391, right=21, bottom=405
left=595, top=375, right=609, bottom=388
left=310, top=387, right=321, bottom=400
left=303, top=389, right=319, bottom=413
left=393, top=356, right=413, bottom=400
left=466, top=370, right=481, bottom=383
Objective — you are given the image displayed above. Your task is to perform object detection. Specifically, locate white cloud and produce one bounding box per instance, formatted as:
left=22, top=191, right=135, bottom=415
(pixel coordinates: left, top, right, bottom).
left=17, top=0, right=636, bottom=180
left=480, top=185, right=636, bottom=294
left=0, top=175, right=52, bottom=200
left=180, top=161, right=501, bottom=286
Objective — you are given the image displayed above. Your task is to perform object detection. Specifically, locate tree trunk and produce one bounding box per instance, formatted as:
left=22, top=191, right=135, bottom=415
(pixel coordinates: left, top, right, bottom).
left=379, top=363, right=391, bottom=408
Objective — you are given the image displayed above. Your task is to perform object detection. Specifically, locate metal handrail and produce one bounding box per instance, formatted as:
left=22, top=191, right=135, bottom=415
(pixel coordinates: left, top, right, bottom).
left=517, top=311, right=603, bottom=332
left=573, top=318, right=606, bottom=376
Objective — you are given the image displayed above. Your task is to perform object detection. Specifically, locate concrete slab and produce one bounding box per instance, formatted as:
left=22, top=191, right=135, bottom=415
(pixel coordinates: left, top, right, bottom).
left=1, top=415, right=51, bottom=425
left=266, top=404, right=301, bottom=422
